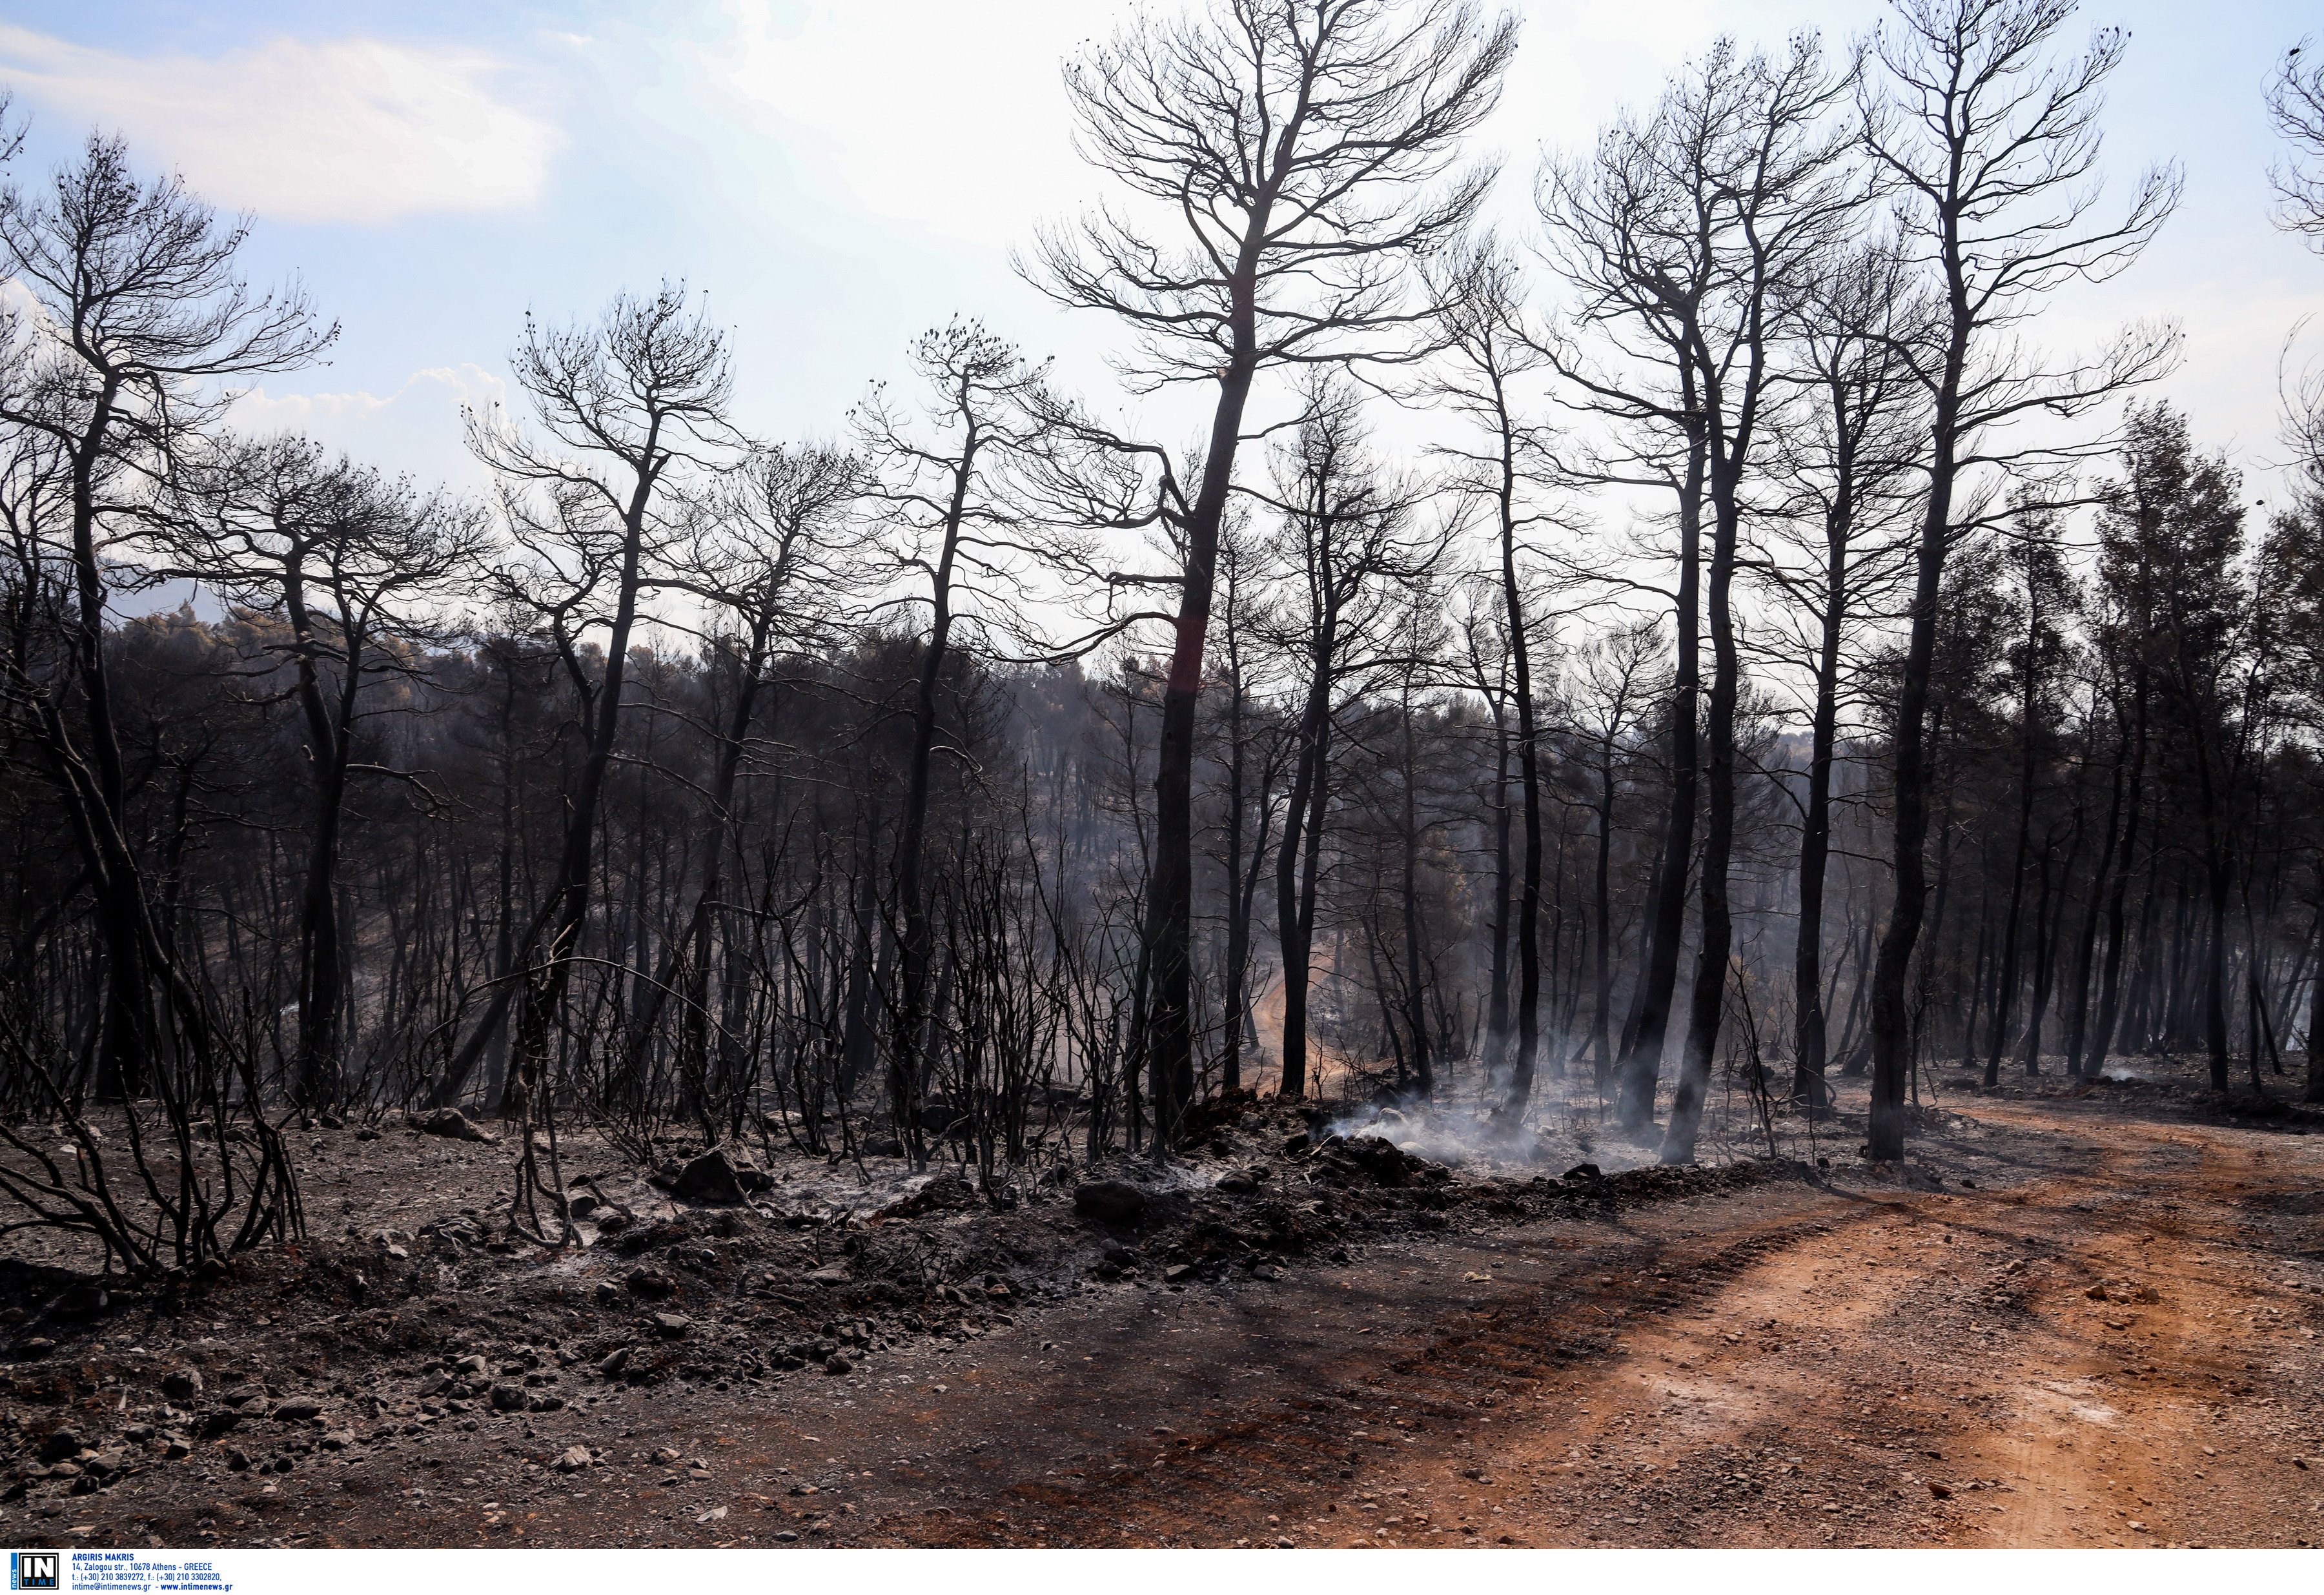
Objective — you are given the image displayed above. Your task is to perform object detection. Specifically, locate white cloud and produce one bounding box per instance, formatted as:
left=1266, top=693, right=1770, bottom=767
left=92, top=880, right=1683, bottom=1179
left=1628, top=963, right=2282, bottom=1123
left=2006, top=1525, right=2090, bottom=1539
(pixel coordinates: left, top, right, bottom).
left=0, top=25, right=558, bottom=225
left=706, top=1, right=1084, bottom=245
left=225, top=365, right=509, bottom=489
left=693, top=1, right=1860, bottom=252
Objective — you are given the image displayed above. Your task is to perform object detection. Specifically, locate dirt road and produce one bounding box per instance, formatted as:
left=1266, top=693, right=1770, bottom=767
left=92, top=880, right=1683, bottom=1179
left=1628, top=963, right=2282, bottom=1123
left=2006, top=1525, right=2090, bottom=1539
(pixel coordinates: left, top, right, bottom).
left=14, top=1090, right=2319, bottom=1549
left=306, top=1094, right=2323, bottom=1549
left=1267, top=1100, right=2323, bottom=1550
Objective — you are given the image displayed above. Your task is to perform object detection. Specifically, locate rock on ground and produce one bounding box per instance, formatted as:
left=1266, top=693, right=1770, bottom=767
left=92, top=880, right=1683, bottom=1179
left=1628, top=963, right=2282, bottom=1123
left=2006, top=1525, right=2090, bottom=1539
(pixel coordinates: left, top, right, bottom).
left=409, top=1108, right=498, bottom=1145
left=1074, top=1180, right=1147, bottom=1224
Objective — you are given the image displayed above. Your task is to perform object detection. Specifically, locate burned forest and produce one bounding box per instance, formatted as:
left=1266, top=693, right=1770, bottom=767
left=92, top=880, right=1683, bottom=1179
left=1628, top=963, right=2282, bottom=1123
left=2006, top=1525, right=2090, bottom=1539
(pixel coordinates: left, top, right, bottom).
left=0, top=0, right=2321, bottom=1556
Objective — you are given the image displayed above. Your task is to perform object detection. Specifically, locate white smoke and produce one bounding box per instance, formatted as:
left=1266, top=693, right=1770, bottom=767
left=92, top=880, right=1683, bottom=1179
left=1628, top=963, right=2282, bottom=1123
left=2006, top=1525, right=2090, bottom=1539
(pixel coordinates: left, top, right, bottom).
left=1324, top=1095, right=1669, bottom=1177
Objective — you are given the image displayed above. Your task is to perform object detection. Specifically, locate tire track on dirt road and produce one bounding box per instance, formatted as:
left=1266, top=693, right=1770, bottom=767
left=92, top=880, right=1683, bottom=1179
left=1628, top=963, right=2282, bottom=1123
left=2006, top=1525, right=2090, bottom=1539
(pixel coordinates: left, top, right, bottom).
left=864, top=1100, right=2321, bottom=1549
left=249, top=1095, right=2313, bottom=1549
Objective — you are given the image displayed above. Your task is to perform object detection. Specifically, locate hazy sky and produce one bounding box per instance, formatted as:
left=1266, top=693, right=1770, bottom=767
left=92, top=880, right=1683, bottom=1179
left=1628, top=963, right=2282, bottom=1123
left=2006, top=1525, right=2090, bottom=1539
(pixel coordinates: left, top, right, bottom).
left=2, top=0, right=2318, bottom=505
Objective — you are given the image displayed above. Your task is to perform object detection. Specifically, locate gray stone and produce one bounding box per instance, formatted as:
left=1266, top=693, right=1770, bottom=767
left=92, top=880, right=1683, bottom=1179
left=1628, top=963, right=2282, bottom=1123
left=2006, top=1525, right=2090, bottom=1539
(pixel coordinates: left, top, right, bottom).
left=159, top=1368, right=202, bottom=1401
left=598, top=1346, right=631, bottom=1378
left=411, top=1108, right=499, bottom=1145
left=54, top=1285, right=108, bottom=1317
left=36, top=1430, right=81, bottom=1464
left=668, top=1148, right=745, bottom=1204
left=270, top=1399, right=324, bottom=1424
left=650, top=1312, right=693, bottom=1339
left=1074, top=1179, right=1147, bottom=1224
left=668, top=1145, right=770, bottom=1204
left=487, top=1382, right=527, bottom=1412
left=556, top=1445, right=594, bottom=1472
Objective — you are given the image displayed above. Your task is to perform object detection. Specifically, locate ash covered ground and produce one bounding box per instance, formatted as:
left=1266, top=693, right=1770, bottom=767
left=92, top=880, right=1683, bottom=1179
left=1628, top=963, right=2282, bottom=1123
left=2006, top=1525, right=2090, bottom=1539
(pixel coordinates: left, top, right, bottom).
left=0, top=1062, right=2277, bottom=1549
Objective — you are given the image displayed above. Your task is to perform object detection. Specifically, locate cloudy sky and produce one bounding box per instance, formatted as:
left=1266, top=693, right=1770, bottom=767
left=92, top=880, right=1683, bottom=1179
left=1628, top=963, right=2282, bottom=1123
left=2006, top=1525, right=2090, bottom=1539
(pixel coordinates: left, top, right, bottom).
left=1, top=0, right=2317, bottom=502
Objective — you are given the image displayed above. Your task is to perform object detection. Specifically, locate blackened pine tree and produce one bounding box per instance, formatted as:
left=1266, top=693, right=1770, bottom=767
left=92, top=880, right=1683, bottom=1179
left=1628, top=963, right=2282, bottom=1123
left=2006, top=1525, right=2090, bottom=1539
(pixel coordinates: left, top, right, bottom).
left=1028, top=0, right=1514, bottom=1141
left=1859, top=0, right=2179, bottom=1159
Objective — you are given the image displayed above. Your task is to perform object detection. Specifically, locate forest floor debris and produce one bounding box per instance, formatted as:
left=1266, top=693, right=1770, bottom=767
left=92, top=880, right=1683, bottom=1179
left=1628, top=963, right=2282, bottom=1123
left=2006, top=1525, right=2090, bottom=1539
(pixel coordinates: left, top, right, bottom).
left=0, top=1060, right=2316, bottom=1549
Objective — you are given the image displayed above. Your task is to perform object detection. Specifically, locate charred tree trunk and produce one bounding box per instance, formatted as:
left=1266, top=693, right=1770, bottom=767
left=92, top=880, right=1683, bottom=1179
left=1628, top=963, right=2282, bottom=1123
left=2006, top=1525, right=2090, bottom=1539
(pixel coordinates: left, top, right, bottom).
left=2086, top=683, right=2150, bottom=1074
left=1591, top=758, right=1617, bottom=1092
left=1791, top=633, right=1844, bottom=1108
left=1485, top=697, right=1514, bottom=1081
left=1276, top=659, right=1333, bottom=1101
left=1869, top=375, right=1961, bottom=1159
left=1399, top=693, right=1433, bottom=1101
left=1663, top=436, right=1745, bottom=1163
left=1615, top=436, right=1705, bottom=1133
left=2063, top=723, right=2127, bottom=1077
left=1495, top=410, right=1547, bottom=1124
